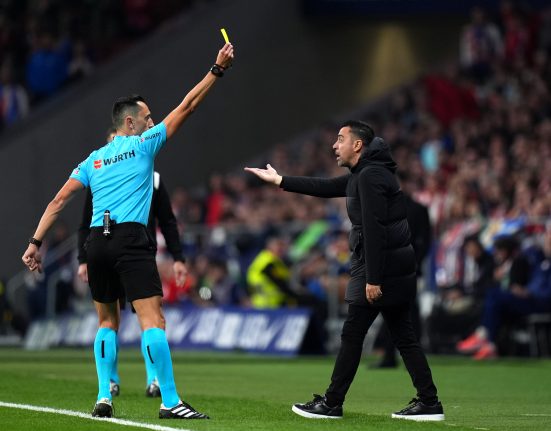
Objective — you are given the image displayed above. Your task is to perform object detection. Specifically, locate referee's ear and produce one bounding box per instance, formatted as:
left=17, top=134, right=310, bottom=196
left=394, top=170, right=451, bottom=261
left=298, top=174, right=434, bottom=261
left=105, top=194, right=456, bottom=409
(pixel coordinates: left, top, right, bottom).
left=122, top=116, right=135, bottom=135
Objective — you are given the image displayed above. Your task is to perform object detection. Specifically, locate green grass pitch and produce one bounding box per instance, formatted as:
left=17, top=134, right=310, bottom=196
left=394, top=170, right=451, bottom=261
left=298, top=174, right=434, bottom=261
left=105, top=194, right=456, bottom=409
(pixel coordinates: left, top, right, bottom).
left=1, top=348, right=550, bottom=430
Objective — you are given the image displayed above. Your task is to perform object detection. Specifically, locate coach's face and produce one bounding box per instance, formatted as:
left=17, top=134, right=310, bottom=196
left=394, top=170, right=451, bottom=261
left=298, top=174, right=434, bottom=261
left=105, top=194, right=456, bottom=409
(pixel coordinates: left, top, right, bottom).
left=333, top=127, right=362, bottom=168
left=129, top=101, right=155, bottom=135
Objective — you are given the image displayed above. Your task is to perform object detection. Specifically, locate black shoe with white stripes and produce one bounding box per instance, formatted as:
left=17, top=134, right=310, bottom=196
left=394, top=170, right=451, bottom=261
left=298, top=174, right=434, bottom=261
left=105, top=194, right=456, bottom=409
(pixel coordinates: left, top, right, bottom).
left=292, top=394, right=343, bottom=419
left=159, top=400, right=209, bottom=419
left=92, top=398, right=114, bottom=418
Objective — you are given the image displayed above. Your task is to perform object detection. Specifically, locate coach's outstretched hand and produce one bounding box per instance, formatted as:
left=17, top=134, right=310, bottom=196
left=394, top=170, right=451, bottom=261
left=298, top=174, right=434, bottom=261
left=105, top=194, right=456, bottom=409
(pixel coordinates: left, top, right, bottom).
left=244, top=164, right=282, bottom=186
left=216, top=43, right=234, bottom=69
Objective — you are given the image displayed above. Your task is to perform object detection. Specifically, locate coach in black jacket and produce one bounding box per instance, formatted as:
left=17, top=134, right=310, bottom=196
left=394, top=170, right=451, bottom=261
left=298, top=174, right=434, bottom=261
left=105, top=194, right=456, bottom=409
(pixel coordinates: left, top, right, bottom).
left=245, top=120, right=443, bottom=421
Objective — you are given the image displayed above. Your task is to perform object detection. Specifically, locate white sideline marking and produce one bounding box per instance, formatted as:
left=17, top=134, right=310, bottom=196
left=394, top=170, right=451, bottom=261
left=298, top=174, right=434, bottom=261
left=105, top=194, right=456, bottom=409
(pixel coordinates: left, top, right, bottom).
left=0, top=401, right=192, bottom=431
left=445, top=425, right=490, bottom=431
left=522, top=414, right=551, bottom=417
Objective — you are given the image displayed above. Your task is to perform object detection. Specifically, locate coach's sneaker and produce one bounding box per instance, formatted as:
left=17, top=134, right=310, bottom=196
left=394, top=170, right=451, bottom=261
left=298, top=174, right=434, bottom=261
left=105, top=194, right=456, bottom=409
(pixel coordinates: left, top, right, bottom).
left=159, top=400, right=209, bottom=419
left=392, top=398, right=444, bottom=421
left=110, top=380, right=120, bottom=397
left=92, top=398, right=114, bottom=418
left=292, top=394, right=343, bottom=419
left=145, top=379, right=161, bottom=397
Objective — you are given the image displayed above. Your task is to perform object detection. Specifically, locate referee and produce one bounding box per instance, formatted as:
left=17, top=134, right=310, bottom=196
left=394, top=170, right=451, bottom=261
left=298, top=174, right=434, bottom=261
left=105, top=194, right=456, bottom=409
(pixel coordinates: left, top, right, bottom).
left=77, top=127, right=187, bottom=399
left=22, top=42, right=234, bottom=419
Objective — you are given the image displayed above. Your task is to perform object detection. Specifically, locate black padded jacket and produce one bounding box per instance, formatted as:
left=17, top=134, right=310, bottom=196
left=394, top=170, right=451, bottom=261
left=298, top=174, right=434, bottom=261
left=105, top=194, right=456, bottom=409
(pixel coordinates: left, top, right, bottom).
left=280, top=137, right=416, bottom=306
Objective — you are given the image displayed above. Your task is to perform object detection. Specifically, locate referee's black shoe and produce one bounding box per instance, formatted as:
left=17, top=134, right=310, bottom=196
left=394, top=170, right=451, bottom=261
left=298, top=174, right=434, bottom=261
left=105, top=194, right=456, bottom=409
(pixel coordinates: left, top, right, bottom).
left=92, top=398, right=114, bottom=418
left=109, top=380, right=120, bottom=397
left=292, top=394, right=343, bottom=419
left=145, top=379, right=161, bottom=397
left=391, top=398, right=444, bottom=421
left=159, top=400, right=209, bottom=419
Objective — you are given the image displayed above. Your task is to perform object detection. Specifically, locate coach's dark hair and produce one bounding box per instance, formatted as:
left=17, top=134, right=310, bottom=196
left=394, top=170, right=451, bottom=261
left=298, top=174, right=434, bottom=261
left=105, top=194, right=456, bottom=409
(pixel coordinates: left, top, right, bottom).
left=340, top=120, right=374, bottom=146
left=112, top=94, right=146, bottom=128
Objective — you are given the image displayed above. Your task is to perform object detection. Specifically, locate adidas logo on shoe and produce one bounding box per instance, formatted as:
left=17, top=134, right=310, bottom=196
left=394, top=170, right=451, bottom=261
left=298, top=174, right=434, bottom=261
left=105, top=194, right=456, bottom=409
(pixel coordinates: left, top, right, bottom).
left=391, top=398, right=444, bottom=421
left=159, top=400, right=209, bottom=419
left=92, top=398, right=114, bottom=418
left=292, top=394, right=343, bottom=419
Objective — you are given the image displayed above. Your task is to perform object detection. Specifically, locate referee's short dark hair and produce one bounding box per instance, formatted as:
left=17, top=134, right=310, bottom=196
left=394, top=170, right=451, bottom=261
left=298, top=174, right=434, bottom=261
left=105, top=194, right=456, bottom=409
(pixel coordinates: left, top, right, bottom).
left=341, top=120, right=375, bottom=146
left=112, top=95, right=146, bottom=128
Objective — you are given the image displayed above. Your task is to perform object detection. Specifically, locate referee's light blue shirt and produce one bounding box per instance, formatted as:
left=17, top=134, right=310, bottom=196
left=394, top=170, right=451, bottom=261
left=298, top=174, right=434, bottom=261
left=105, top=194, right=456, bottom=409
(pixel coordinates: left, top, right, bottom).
left=70, top=122, right=167, bottom=227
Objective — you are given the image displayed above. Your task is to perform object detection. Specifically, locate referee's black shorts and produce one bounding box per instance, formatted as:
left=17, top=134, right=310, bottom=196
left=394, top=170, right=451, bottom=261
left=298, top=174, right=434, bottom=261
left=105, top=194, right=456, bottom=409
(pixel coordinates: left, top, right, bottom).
left=86, top=222, right=162, bottom=303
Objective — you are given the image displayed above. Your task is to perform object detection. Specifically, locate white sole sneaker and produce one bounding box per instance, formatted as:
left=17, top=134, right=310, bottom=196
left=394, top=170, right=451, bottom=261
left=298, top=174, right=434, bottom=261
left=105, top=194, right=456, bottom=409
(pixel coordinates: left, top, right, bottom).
left=291, top=405, right=342, bottom=419
left=391, top=413, right=445, bottom=421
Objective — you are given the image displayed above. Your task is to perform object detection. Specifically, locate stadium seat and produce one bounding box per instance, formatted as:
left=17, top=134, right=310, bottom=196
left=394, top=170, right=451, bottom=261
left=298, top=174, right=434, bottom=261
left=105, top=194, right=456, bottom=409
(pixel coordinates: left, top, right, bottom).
left=527, top=313, right=551, bottom=357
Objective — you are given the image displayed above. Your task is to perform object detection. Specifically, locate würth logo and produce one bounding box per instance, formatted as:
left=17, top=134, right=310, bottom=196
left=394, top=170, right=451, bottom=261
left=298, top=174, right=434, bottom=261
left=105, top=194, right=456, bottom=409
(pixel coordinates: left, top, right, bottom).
left=140, top=132, right=160, bottom=143
left=103, top=150, right=136, bottom=166
left=93, top=150, right=136, bottom=170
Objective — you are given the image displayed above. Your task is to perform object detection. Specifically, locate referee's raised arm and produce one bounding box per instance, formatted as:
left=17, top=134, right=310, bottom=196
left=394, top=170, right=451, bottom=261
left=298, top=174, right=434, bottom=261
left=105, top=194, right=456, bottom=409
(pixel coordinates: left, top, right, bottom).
left=162, top=43, right=234, bottom=139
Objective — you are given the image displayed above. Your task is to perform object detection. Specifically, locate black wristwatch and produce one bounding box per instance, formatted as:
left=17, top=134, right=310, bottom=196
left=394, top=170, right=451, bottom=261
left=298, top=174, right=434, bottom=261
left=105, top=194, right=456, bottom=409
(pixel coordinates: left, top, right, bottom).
left=210, top=64, right=225, bottom=77
left=29, top=237, right=43, bottom=249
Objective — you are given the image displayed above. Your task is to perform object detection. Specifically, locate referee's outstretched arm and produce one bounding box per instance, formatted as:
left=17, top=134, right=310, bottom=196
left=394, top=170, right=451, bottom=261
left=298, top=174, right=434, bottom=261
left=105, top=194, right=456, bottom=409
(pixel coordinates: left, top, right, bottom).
left=162, top=43, right=234, bottom=139
left=22, top=178, right=84, bottom=272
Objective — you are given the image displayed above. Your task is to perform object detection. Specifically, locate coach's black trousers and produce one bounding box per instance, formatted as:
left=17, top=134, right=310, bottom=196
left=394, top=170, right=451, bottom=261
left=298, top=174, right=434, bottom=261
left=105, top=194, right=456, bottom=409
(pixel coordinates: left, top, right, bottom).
left=325, top=303, right=438, bottom=407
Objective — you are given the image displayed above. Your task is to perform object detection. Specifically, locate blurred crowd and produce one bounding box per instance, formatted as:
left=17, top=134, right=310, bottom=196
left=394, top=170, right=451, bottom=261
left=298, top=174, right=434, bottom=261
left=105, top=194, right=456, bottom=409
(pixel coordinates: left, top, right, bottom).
left=0, top=0, right=195, bottom=131
left=160, top=2, right=551, bottom=235
left=4, top=2, right=551, bottom=357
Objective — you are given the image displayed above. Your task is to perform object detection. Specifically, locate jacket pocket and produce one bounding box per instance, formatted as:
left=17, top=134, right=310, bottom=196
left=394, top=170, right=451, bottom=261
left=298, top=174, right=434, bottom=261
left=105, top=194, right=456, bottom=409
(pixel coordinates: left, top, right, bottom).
left=349, top=228, right=363, bottom=259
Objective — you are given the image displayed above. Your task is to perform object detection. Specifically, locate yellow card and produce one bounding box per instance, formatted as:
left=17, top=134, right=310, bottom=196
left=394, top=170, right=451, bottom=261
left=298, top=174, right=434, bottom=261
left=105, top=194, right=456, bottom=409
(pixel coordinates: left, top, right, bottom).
left=220, top=28, right=230, bottom=44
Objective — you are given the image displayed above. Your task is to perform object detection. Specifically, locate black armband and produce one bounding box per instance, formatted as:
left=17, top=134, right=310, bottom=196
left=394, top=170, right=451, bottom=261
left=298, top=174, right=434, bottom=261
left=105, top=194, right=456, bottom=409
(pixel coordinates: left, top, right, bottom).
left=29, top=237, right=43, bottom=249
